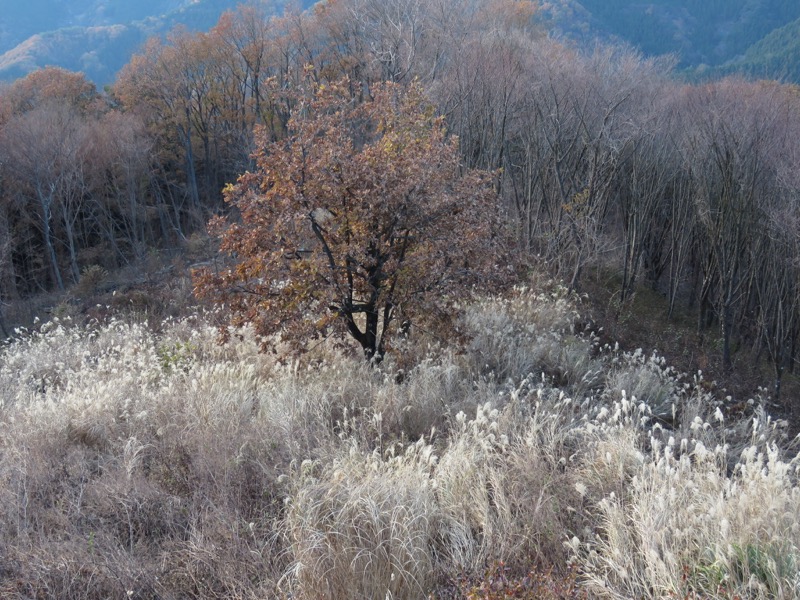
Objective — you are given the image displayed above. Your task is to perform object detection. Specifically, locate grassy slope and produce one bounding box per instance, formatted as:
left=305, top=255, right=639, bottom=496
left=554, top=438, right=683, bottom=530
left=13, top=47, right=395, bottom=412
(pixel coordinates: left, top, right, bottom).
left=0, top=276, right=797, bottom=599
left=582, top=269, right=800, bottom=424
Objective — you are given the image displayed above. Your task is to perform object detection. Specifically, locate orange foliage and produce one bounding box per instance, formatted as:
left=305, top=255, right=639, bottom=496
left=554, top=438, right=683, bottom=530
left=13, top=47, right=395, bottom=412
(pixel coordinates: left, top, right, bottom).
left=3, top=67, right=98, bottom=115
left=194, top=79, right=512, bottom=359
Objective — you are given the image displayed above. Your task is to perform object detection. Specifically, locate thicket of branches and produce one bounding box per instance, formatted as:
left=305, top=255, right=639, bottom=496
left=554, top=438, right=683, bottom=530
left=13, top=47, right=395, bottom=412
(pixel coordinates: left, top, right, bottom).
left=1, top=0, right=799, bottom=391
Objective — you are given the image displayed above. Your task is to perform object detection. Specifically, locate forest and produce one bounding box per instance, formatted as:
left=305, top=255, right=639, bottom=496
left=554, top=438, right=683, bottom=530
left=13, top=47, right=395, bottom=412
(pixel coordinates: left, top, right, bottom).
left=2, top=1, right=800, bottom=597
left=715, top=17, right=800, bottom=83
left=1, top=0, right=799, bottom=395
left=537, top=0, right=800, bottom=79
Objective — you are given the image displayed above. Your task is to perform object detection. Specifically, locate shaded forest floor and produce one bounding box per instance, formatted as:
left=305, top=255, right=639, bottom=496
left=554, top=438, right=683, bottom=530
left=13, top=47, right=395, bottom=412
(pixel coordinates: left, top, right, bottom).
left=581, top=269, right=800, bottom=435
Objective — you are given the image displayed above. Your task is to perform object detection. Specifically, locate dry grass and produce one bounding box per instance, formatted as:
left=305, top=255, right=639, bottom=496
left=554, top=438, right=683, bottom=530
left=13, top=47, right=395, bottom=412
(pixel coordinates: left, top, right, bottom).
left=0, top=282, right=799, bottom=598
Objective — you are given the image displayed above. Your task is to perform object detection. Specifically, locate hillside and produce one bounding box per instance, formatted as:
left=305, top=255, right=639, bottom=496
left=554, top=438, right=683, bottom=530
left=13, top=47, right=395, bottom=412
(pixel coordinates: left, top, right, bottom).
left=0, top=280, right=795, bottom=598
left=0, top=26, right=145, bottom=87
left=0, top=0, right=314, bottom=86
left=4, top=1, right=800, bottom=87
left=0, top=1, right=186, bottom=51
left=538, top=0, right=800, bottom=80
left=3, top=0, right=800, bottom=595
left=714, top=17, right=800, bottom=82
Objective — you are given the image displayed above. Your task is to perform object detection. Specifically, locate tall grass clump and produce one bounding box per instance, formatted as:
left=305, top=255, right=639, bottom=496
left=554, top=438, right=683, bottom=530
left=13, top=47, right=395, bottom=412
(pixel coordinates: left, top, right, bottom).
left=462, top=284, right=603, bottom=396
left=0, top=315, right=292, bottom=597
left=1, top=282, right=800, bottom=598
left=574, top=368, right=800, bottom=599
left=282, top=441, right=439, bottom=600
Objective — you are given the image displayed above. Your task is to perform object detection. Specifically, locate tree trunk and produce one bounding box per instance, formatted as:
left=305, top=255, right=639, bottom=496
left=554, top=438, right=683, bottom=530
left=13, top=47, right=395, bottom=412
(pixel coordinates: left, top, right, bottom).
left=38, top=190, right=64, bottom=291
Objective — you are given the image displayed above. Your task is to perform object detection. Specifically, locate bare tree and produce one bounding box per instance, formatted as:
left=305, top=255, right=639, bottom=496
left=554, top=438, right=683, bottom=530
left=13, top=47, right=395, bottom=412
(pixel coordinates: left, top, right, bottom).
left=0, top=195, right=14, bottom=337
left=678, top=80, right=792, bottom=371
left=497, top=43, right=656, bottom=289
left=82, top=111, right=155, bottom=262
left=1, top=102, right=87, bottom=290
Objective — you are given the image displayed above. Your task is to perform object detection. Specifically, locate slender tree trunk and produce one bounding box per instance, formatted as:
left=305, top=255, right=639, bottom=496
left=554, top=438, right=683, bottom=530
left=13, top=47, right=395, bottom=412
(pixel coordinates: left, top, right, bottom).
left=63, top=213, right=80, bottom=284
left=721, top=301, right=732, bottom=372
left=181, top=110, right=201, bottom=224
left=38, top=189, right=64, bottom=291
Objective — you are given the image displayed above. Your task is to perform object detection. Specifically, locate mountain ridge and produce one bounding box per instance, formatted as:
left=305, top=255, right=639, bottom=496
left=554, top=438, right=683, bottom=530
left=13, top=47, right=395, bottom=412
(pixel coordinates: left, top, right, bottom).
left=0, top=0, right=310, bottom=87
left=537, top=0, right=800, bottom=81
left=714, top=16, right=800, bottom=83
left=3, top=0, right=800, bottom=87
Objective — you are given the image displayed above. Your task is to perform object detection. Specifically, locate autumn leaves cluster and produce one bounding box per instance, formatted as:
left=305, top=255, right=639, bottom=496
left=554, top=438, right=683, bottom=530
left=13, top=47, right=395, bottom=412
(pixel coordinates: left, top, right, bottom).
left=194, top=79, right=508, bottom=359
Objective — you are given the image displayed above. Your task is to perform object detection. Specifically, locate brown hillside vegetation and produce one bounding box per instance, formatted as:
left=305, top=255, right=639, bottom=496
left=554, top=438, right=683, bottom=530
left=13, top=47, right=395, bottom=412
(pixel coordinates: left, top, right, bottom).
left=1, top=0, right=800, bottom=597
left=0, top=1, right=797, bottom=409
left=0, top=0, right=797, bottom=404
left=0, top=281, right=797, bottom=598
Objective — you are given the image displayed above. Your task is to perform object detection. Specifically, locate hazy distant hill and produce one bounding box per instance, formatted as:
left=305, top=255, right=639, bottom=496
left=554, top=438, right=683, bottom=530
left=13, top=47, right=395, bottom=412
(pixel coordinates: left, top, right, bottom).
left=0, top=0, right=314, bottom=87
left=714, top=17, right=800, bottom=83
left=0, top=1, right=185, bottom=52
left=0, top=25, right=150, bottom=87
left=4, top=0, right=800, bottom=87
left=538, top=0, right=800, bottom=82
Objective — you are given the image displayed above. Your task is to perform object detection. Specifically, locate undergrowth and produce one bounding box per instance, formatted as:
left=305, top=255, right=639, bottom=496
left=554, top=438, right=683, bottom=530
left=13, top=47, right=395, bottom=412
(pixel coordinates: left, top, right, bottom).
left=0, top=284, right=797, bottom=598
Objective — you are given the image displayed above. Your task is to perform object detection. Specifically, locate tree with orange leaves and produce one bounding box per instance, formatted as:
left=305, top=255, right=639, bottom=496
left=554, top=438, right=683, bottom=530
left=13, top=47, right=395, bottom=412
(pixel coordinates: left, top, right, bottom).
left=194, top=79, right=509, bottom=360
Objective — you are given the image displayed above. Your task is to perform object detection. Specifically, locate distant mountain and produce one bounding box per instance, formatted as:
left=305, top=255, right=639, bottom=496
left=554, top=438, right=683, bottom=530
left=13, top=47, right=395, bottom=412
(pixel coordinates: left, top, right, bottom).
left=713, top=17, right=800, bottom=83
left=0, top=25, right=147, bottom=87
left=5, top=1, right=800, bottom=88
left=537, top=0, right=800, bottom=82
left=0, top=0, right=315, bottom=87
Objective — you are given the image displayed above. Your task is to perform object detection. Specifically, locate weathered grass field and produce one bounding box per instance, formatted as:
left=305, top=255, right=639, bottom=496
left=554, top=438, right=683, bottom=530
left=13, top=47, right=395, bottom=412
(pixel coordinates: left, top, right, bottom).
left=0, top=283, right=797, bottom=599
